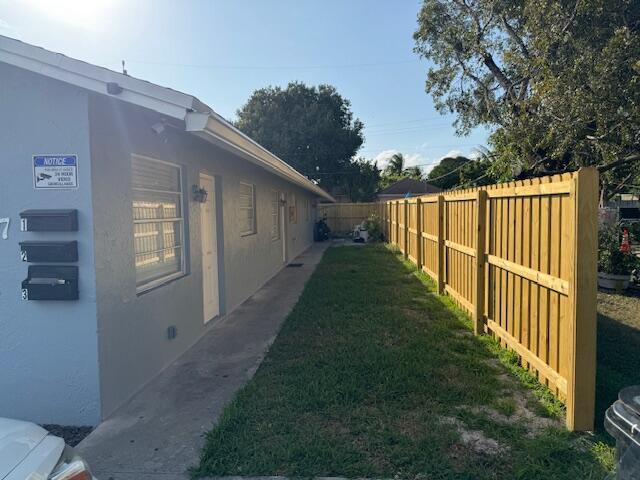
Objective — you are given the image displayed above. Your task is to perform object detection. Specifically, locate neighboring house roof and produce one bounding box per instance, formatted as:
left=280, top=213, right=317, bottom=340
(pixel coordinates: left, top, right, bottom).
left=378, top=178, right=441, bottom=196
left=0, top=35, right=334, bottom=202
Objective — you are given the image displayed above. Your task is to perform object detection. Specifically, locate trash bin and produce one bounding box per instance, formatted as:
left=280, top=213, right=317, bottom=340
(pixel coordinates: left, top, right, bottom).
left=605, top=385, right=640, bottom=479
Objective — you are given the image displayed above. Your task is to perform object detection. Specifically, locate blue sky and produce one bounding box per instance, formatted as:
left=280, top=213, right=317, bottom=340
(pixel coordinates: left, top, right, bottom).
left=0, top=0, right=489, bottom=173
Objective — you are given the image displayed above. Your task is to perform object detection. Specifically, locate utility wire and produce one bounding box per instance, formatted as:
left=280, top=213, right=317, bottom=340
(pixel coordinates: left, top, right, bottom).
left=122, top=58, right=420, bottom=71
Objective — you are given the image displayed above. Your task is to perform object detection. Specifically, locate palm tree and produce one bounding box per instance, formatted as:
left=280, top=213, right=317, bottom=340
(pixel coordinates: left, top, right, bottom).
left=385, top=153, right=405, bottom=176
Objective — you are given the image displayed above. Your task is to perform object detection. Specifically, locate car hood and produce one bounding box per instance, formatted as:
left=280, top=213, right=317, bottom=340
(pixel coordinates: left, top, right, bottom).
left=0, top=417, right=48, bottom=479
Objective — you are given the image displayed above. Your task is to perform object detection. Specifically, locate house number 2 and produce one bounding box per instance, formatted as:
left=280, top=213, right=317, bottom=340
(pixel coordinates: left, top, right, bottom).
left=0, top=217, right=9, bottom=240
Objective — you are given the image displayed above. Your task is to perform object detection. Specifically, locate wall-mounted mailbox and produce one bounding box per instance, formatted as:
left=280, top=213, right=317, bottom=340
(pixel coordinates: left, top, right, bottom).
left=21, top=265, right=79, bottom=301
left=19, top=241, right=78, bottom=263
left=19, top=209, right=78, bottom=232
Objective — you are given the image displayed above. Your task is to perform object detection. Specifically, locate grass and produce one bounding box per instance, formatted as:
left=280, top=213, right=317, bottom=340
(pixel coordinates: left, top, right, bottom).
left=193, top=245, right=613, bottom=479
left=596, top=289, right=640, bottom=437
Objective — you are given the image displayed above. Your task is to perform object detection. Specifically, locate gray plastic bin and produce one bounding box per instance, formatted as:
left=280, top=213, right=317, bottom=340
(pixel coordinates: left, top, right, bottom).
left=604, top=385, right=640, bottom=479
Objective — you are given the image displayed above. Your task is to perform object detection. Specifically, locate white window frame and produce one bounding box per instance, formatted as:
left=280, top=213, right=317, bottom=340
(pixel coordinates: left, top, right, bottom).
left=131, top=154, right=186, bottom=294
left=271, top=190, right=280, bottom=241
left=239, top=182, right=257, bottom=236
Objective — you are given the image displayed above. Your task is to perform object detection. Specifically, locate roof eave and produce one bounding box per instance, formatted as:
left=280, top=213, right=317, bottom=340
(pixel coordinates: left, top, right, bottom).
left=185, top=113, right=335, bottom=202
left=0, top=35, right=198, bottom=120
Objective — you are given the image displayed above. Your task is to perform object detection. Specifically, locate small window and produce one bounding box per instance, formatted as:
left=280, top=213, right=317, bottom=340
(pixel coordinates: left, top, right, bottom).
left=239, top=182, right=256, bottom=236
left=131, top=155, right=185, bottom=291
left=271, top=190, right=280, bottom=240
left=289, top=193, right=297, bottom=224
left=305, top=198, right=310, bottom=222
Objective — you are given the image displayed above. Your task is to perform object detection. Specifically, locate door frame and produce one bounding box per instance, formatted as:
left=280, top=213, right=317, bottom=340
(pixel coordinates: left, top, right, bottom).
left=280, top=192, right=287, bottom=264
left=199, top=172, right=219, bottom=323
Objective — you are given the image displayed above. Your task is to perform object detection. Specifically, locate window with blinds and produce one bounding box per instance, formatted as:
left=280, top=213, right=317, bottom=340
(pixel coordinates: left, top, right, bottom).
left=131, top=155, right=185, bottom=290
left=271, top=190, right=280, bottom=240
left=239, top=182, right=256, bottom=235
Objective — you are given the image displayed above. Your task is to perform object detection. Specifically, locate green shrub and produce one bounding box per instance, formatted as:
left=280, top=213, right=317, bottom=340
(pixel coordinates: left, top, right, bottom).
left=598, top=223, right=638, bottom=275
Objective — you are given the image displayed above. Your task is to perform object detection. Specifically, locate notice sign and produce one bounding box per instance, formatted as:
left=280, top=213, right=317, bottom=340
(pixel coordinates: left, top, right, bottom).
left=33, top=155, right=78, bottom=189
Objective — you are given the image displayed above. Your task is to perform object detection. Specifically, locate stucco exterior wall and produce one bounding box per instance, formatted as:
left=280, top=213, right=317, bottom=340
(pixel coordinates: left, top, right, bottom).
left=89, top=96, right=317, bottom=418
left=0, top=64, right=101, bottom=425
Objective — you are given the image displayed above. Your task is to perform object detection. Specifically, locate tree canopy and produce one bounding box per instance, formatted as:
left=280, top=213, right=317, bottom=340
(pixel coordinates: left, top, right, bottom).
left=234, top=82, right=364, bottom=192
left=414, top=0, right=640, bottom=199
left=427, top=155, right=470, bottom=189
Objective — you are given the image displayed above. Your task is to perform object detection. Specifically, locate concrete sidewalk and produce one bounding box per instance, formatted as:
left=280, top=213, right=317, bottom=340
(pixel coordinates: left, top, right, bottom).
left=77, top=243, right=329, bottom=480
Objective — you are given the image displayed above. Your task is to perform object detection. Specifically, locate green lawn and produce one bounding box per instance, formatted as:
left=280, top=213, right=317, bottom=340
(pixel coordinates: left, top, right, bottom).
left=193, top=246, right=613, bottom=479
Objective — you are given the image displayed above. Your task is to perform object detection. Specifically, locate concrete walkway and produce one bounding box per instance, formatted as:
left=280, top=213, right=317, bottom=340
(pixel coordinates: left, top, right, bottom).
left=77, top=243, right=329, bottom=480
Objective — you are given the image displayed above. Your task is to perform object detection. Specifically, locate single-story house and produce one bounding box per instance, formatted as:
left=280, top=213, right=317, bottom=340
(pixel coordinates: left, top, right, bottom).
left=377, top=178, right=441, bottom=200
left=0, top=35, right=333, bottom=426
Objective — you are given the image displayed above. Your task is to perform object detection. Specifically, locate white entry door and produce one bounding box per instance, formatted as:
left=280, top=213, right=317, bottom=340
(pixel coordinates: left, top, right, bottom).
left=200, top=173, right=219, bottom=323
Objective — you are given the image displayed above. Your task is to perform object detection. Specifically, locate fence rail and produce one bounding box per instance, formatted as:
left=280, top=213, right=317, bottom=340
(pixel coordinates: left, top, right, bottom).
left=383, top=168, right=598, bottom=431
left=318, top=202, right=383, bottom=234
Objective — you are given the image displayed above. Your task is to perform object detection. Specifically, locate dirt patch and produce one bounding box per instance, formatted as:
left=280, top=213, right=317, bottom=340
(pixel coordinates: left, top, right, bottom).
left=439, top=416, right=507, bottom=455
left=460, top=390, right=561, bottom=438
left=42, top=424, right=92, bottom=447
left=401, top=307, right=428, bottom=322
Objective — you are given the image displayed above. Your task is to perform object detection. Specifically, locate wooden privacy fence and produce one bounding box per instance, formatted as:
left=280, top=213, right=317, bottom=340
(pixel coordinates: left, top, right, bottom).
left=318, top=202, right=383, bottom=234
left=383, top=168, right=598, bottom=431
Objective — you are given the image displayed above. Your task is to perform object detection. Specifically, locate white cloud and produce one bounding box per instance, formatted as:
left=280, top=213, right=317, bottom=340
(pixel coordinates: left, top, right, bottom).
left=373, top=149, right=401, bottom=170
left=372, top=146, right=483, bottom=177
left=442, top=149, right=464, bottom=159
left=372, top=149, right=435, bottom=175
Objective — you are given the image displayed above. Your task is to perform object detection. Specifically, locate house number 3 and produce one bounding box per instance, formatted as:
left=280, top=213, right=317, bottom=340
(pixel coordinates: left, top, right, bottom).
left=0, top=217, right=9, bottom=240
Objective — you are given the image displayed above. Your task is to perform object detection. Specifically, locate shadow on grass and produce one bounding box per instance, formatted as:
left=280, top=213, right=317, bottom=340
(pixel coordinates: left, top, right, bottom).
left=596, top=312, right=640, bottom=435
left=193, top=245, right=613, bottom=479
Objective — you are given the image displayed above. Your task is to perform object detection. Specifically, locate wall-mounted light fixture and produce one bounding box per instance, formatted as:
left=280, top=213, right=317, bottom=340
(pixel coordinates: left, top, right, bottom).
left=192, top=185, right=208, bottom=203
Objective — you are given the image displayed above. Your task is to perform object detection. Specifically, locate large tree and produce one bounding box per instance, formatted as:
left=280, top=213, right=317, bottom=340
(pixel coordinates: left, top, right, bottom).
left=427, top=155, right=470, bottom=189
left=343, top=158, right=381, bottom=202
left=414, top=0, right=640, bottom=199
left=234, top=82, right=364, bottom=191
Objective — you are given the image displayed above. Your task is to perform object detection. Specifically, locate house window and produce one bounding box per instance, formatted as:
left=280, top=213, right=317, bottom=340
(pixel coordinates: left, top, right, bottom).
left=239, top=182, right=256, bottom=235
left=289, top=193, right=297, bottom=224
left=131, top=155, right=185, bottom=291
left=305, top=198, right=310, bottom=222
left=271, top=190, right=280, bottom=240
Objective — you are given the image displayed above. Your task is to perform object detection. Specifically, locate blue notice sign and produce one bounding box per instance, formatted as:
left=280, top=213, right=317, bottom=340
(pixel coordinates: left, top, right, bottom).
left=33, top=155, right=78, bottom=189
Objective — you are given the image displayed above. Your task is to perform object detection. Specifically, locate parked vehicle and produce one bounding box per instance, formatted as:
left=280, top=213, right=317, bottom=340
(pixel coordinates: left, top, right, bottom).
left=0, top=417, right=96, bottom=480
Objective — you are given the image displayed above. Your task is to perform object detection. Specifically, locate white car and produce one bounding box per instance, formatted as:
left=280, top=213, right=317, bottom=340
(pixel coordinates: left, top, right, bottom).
left=0, top=417, right=96, bottom=480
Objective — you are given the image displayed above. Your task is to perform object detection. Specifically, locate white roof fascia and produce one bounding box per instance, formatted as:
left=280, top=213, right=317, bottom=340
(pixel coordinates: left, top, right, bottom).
left=0, top=35, right=334, bottom=202
left=0, top=35, right=198, bottom=120
left=186, top=113, right=335, bottom=202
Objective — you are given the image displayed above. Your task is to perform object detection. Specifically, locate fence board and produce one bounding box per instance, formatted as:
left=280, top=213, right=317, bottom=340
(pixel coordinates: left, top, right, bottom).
left=385, top=168, right=598, bottom=431
left=318, top=202, right=382, bottom=234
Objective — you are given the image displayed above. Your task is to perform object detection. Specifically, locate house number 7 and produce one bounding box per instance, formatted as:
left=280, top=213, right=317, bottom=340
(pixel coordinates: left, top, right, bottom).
left=0, top=217, right=9, bottom=240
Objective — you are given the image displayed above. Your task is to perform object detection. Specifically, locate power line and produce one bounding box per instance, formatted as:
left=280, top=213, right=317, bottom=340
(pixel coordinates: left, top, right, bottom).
left=122, top=58, right=420, bottom=71
left=365, top=124, right=454, bottom=137
left=359, top=143, right=483, bottom=154
left=366, top=117, right=444, bottom=128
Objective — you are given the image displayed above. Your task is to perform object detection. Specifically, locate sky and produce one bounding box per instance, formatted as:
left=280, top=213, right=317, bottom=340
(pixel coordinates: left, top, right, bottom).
left=0, top=0, right=490, bottom=174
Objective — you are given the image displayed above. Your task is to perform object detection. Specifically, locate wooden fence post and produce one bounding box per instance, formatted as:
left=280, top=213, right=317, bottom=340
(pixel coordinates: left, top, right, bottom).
left=566, top=167, right=598, bottom=431
left=404, top=199, right=409, bottom=258
left=416, top=198, right=423, bottom=268
left=473, top=190, right=487, bottom=335
left=436, top=195, right=445, bottom=294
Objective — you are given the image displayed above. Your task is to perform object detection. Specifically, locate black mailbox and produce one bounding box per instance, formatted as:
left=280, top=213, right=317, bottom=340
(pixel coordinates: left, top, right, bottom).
left=19, top=241, right=78, bottom=263
left=21, top=265, right=79, bottom=301
left=19, top=209, right=78, bottom=232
